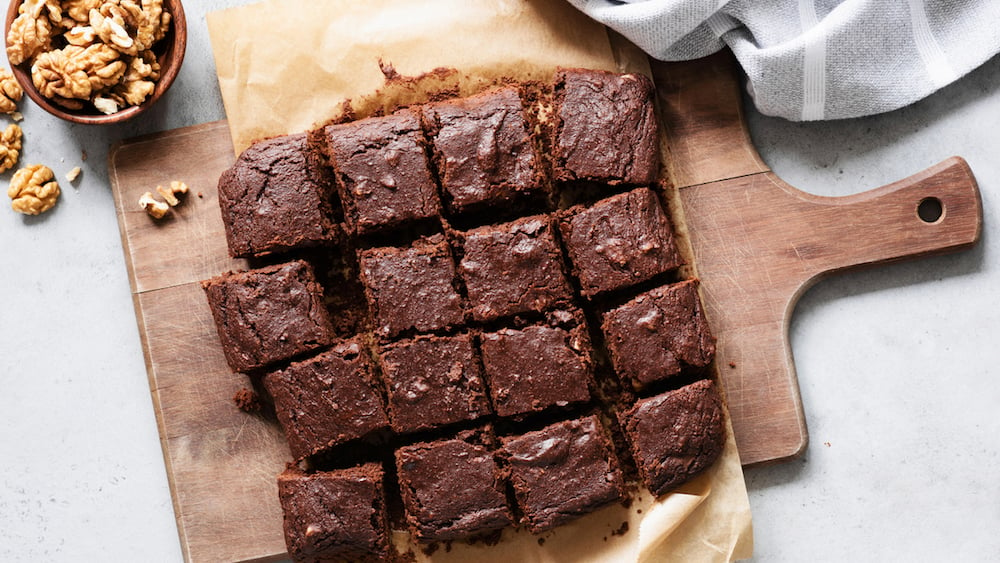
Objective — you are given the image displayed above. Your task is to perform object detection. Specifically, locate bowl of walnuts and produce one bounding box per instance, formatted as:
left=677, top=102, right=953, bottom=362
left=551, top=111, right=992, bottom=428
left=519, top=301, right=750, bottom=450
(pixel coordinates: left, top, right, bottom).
left=4, top=0, right=186, bottom=125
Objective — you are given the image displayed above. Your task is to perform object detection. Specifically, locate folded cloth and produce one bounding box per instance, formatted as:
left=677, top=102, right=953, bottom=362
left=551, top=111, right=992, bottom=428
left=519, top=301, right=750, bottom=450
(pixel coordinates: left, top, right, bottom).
left=567, top=0, right=1000, bottom=120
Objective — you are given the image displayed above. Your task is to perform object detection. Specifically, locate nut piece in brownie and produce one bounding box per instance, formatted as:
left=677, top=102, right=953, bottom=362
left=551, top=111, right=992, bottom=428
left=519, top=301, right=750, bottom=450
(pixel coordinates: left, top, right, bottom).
left=457, top=214, right=573, bottom=322
left=377, top=332, right=491, bottom=434
left=323, top=108, right=440, bottom=235
left=201, top=260, right=334, bottom=373
left=395, top=429, right=512, bottom=541
left=500, top=415, right=625, bottom=533
left=559, top=187, right=682, bottom=296
left=618, top=379, right=726, bottom=496
left=263, top=338, right=389, bottom=460
left=358, top=234, right=464, bottom=339
left=216, top=133, right=339, bottom=258
left=552, top=68, right=659, bottom=186
left=480, top=310, right=593, bottom=418
left=277, top=463, right=391, bottom=563
left=601, top=280, right=716, bottom=390
left=423, top=87, right=544, bottom=215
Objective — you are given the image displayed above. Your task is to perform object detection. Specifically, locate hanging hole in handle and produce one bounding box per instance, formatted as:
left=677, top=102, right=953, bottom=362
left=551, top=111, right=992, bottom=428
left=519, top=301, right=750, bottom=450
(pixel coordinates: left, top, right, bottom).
left=917, top=197, right=944, bottom=223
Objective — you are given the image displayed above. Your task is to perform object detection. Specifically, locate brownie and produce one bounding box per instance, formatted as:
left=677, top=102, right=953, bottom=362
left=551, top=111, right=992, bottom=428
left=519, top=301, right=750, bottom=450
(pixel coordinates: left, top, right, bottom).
left=277, top=463, right=391, bottom=562
left=263, top=338, right=389, bottom=460
left=323, top=108, right=440, bottom=235
left=358, top=234, right=464, bottom=339
left=601, top=280, right=716, bottom=390
left=377, top=332, right=491, bottom=434
left=559, top=187, right=682, bottom=296
left=552, top=68, right=659, bottom=186
left=201, top=260, right=334, bottom=373
left=423, top=87, right=543, bottom=214
left=395, top=430, right=512, bottom=541
left=500, top=415, right=625, bottom=533
left=618, top=379, right=726, bottom=496
left=457, top=215, right=573, bottom=322
left=480, top=310, right=592, bottom=418
left=216, top=133, right=338, bottom=258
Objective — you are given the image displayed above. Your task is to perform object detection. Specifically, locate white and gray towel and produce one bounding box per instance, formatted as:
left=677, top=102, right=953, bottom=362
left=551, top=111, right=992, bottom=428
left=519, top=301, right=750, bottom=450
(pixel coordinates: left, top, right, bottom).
left=567, top=0, right=1000, bottom=120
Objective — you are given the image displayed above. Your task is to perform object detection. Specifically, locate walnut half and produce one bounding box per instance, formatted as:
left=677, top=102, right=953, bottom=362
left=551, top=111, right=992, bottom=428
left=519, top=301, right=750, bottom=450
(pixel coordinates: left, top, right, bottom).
left=0, top=68, right=24, bottom=114
left=8, top=164, right=60, bottom=215
left=0, top=124, right=24, bottom=174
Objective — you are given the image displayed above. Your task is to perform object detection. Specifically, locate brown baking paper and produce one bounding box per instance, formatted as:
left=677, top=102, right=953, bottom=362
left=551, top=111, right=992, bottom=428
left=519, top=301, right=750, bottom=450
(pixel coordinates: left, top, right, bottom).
left=207, top=0, right=753, bottom=560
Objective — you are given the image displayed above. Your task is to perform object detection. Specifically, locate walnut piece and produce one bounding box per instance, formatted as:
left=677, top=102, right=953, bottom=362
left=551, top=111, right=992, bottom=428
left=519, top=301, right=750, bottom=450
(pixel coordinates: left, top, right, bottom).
left=64, top=25, right=98, bottom=47
left=156, top=180, right=187, bottom=206
left=64, top=0, right=103, bottom=24
left=65, top=166, right=82, bottom=182
left=6, top=10, right=55, bottom=66
left=0, top=124, right=24, bottom=174
left=8, top=164, right=60, bottom=215
left=0, top=68, right=24, bottom=114
left=139, top=191, right=168, bottom=218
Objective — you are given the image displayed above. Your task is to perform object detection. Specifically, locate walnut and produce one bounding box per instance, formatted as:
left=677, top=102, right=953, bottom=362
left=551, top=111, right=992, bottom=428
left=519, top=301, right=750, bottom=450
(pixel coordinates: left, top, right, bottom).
left=0, top=68, right=24, bottom=114
left=156, top=180, right=188, bottom=206
left=6, top=10, right=55, bottom=66
left=138, top=191, right=168, bottom=218
left=19, top=0, right=62, bottom=25
left=8, top=164, right=60, bottom=215
left=64, top=0, right=103, bottom=24
left=92, top=94, right=119, bottom=114
left=89, top=1, right=150, bottom=56
left=31, top=44, right=125, bottom=101
left=64, top=25, right=98, bottom=47
left=140, top=0, right=171, bottom=44
left=0, top=124, right=23, bottom=174
left=112, top=51, right=157, bottom=105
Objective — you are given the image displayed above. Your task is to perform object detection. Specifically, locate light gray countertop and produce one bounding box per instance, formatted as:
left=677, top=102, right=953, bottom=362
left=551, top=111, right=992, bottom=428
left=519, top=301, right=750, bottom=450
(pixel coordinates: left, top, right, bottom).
left=1, top=2, right=997, bottom=561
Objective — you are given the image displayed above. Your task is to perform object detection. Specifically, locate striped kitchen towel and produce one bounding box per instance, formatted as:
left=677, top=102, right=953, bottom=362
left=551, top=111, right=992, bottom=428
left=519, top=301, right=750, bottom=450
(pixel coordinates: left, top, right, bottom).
left=567, top=0, right=1000, bottom=120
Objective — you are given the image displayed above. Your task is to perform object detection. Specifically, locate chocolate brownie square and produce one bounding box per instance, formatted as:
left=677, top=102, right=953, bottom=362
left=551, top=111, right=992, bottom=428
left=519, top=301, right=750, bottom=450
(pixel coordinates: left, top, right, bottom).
left=201, top=260, right=334, bottom=373
left=559, top=187, right=682, bottom=296
left=395, top=430, right=512, bottom=541
left=618, top=379, right=726, bottom=496
left=457, top=215, right=573, bottom=322
left=323, top=108, right=440, bottom=235
left=480, top=310, right=592, bottom=418
left=500, top=415, right=625, bottom=532
left=358, top=234, right=464, bottom=339
left=263, top=338, right=389, bottom=460
left=601, top=280, right=716, bottom=390
left=277, top=463, right=391, bottom=563
left=377, top=332, right=491, bottom=434
left=552, top=68, right=659, bottom=186
left=217, top=133, right=339, bottom=258
left=423, top=87, right=543, bottom=215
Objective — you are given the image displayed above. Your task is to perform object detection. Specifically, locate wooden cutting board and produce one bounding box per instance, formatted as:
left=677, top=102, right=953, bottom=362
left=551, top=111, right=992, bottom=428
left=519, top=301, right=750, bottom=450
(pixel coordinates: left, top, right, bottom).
left=109, top=52, right=981, bottom=562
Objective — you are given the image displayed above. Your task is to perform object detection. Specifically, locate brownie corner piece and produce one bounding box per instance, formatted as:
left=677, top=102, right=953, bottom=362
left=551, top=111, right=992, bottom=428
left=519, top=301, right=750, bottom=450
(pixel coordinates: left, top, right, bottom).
left=559, top=187, right=682, bottom=296
left=423, top=87, right=544, bottom=215
left=500, top=415, right=625, bottom=533
left=552, top=68, right=659, bottom=186
left=277, top=463, right=391, bottom=563
left=618, top=379, right=726, bottom=496
left=263, top=337, right=389, bottom=460
left=377, top=332, right=490, bottom=434
left=601, top=279, right=715, bottom=390
left=457, top=214, right=573, bottom=322
left=323, top=108, right=441, bottom=235
left=201, top=260, right=334, bottom=373
left=217, top=132, right=339, bottom=258
left=480, top=311, right=593, bottom=418
left=358, top=234, right=464, bottom=339
left=395, top=430, right=512, bottom=541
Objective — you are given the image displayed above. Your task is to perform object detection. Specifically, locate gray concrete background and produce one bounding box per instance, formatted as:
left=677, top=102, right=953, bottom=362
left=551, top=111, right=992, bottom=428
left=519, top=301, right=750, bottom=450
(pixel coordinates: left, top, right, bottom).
left=0, top=1, right=996, bottom=560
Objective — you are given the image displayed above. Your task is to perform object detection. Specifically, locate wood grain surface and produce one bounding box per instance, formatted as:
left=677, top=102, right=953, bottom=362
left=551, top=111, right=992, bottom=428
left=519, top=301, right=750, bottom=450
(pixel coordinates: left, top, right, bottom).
left=109, top=53, right=982, bottom=562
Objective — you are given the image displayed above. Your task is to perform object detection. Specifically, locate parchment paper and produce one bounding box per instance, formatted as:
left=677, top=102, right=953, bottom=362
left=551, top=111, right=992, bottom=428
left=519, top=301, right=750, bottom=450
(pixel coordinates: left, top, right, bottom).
left=207, top=1, right=753, bottom=560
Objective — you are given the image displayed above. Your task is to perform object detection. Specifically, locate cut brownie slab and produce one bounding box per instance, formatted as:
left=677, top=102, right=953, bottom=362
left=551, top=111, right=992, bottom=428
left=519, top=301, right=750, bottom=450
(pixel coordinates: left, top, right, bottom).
left=559, top=187, right=682, bottom=296
left=618, top=379, right=726, bottom=496
left=377, top=332, right=491, bottom=434
left=358, top=234, right=464, bottom=339
left=263, top=338, right=389, bottom=460
left=217, top=132, right=339, bottom=258
left=480, top=310, right=593, bottom=418
left=277, top=463, right=391, bottom=563
left=323, top=108, right=441, bottom=235
left=601, top=280, right=716, bottom=390
left=423, top=87, right=544, bottom=215
left=457, top=214, right=573, bottom=322
left=201, top=260, right=334, bottom=373
left=552, top=68, right=659, bottom=186
left=501, top=415, right=625, bottom=533
left=395, top=430, right=512, bottom=541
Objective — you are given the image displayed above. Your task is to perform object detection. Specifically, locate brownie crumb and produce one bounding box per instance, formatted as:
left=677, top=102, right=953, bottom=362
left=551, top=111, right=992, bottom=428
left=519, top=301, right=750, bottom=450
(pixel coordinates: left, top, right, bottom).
left=537, top=537, right=546, bottom=546
left=232, top=387, right=260, bottom=413
left=729, top=361, right=737, bottom=368
left=612, top=521, right=629, bottom=536
left=420, top=542, right=440, bottom=557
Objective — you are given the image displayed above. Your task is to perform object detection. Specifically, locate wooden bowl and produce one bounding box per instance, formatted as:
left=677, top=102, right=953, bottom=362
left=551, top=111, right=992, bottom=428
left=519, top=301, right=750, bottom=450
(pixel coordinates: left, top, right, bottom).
left=4, top=0, right=187, bottom=125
